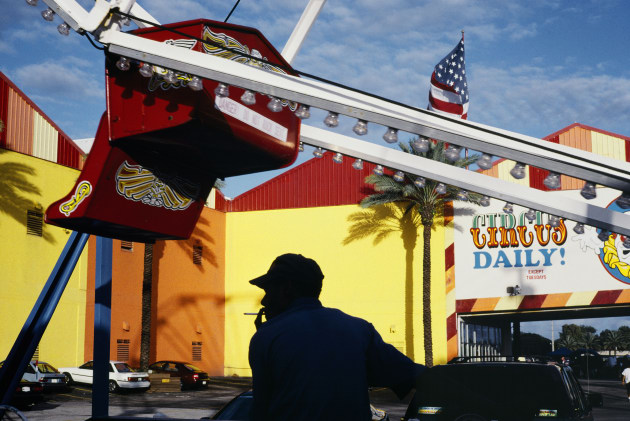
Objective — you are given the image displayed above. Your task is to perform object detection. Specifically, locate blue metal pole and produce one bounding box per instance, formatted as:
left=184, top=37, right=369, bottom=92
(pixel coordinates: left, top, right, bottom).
left=0, top=231, right=89, bottom=405
left=92, top=236, right=112, bottom=418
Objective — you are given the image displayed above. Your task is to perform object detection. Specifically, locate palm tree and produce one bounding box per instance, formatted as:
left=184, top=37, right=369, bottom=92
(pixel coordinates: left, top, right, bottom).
left=600, top=330, right=624, bottom=357
left=361, top=140, right=479, bottom=367
left=556, top=334, right=580, bottom=351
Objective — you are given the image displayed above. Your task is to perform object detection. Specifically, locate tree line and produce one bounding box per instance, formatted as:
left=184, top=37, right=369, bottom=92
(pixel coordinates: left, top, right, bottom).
left=554, top=324, right=630, bottom=356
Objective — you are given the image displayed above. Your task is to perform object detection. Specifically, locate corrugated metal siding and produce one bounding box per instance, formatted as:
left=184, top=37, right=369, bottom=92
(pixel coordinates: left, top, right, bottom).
left=591, top=130, right=625, bottom=161
left=229, top=152, right=376, bottom=211
left=0, top=77, right=8, bottom=148
left=57, top=132, right=81, bottom=169
left=32, top=112, right=58, bottom=162
left=6, top=87, right=33, bottom=155
left=558, top=126, right=592, bottom=190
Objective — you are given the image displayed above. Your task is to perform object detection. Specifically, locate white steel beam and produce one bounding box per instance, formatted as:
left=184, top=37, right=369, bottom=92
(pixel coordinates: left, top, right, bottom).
left=100, top=29, right=630, bottom=193
left=281, top=0, right=327, bottom=65
left=300, top=125, right=630, bottom=237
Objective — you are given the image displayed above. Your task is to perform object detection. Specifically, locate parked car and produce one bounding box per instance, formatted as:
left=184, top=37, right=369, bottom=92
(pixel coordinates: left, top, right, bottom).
left=10, top=380, right=44, bottom=408
left=148, top=360, right=210, bottom=390
left=0, top=360, right=68, bottom=392
left=403, top=357, right=603, bottom=421
left=210, top=390, right=389, bottom=420
left=58, top=360, right=150, bottom=393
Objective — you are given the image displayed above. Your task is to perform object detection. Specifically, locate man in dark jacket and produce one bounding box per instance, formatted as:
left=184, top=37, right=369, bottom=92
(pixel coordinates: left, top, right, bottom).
left=248, top=253, right=425, bottom=421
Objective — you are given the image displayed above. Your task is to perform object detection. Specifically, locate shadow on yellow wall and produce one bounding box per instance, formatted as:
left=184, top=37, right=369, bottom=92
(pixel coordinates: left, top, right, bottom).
left=0, top=149, right=55, bottom=243
left=343, top=203, right=420, bottom=360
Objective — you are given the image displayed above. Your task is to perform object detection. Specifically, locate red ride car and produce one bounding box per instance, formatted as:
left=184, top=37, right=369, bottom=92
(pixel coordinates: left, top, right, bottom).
left=148, top=361, right=210, bottom=390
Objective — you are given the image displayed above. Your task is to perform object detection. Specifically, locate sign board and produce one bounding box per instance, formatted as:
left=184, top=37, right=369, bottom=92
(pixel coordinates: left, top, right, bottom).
left=454, top=188, right=630, bottom=300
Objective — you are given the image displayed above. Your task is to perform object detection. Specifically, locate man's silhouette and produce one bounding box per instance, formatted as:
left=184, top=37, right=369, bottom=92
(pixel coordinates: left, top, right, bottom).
left=248, top=253, right=425, bottom=421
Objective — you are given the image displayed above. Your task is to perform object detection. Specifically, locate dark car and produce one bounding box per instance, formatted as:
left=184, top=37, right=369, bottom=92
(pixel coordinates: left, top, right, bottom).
left=403, top=357, right=602, bottom=421
left=148, top=361, right=210, bottom=390
left=10, top=380, right=44, bottom=408
left=210, top=391, right=389, bottom=420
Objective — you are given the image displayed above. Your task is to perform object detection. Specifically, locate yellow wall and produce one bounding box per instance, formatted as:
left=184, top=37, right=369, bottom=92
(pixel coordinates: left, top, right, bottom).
left=0, top=149, right=87, bottom=368
left=224, top=203, right=447, bottom=376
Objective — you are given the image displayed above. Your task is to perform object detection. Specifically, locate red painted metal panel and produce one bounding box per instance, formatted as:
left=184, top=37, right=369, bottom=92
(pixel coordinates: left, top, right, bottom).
left=529, top=135, right=559, bottom=191
left=0, top=76, right=8, bottom=148
left=590, top=289, right=622, bottom=306
left=518, top=294, right=547, bottom=310
left=456, top=299, right=477, bottom=313
left=229, top=151, right=378, bottom=211
left=57, top=133, right=81, bottom=169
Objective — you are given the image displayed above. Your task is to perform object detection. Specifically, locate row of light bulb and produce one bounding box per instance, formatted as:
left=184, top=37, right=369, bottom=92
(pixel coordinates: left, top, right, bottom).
left=31, top=0, right=131, bottom=36
left=307, top=146, right=628, bottom=241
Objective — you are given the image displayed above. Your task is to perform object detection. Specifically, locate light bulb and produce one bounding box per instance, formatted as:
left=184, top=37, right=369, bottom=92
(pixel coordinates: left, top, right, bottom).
left=480, top=196, right=491, bottom=207
left=616, top=192, right=630, bottom=209
left=120, top=17, right=131, bottom=26
left=414, top=177, right=426, bottom=188
left=598, top=230, right=610, bottom=242
left=332, top=153, right=343, bottom=164
left=164, top=70, right=178, bottom=84
left=382, top=128, right=398, bottom=144
left=139, top=63, right=153, bottom=78
left=26, top=0, right=38, bottom=6
left=503, top=202, right=514, bottom=214
left=477, top=153, right=493, bottom=170
left=41, top=8, right=54, bottom=21
left=215, top=83, right=229, bottom=98
left=294, top=105, right=310, bottom=119
left=457, top=190, right=469, bottom=201
left=580, top=182, right=597, bottom=200
left=543, top=172, right=561, bottom=190
left=353, top=119, right=368, bottom=136
left=393, top=171, right=404, bottom=182
left=188, top=76, right=203, bottom=91
left=352, top=159, right=363, bottom=170
left=267, top=97, right=282, bottom=112
left=412, top=137, right=430, bottom=153
left=298, top=142, right=304, bottom=152
left=324, top=112, right=339, bottom=128
left=444, top=145, right=461, bottom=162
left=525, top=209, right=537, bottom=222
left=435, top=183, right=447, bottom=195
left=313, top=148, right=324, bottom=158
left=548, top=215, right=560, bottom=228
left=623, top=235, right=630, bottom=248
left=240, top=90, right=256, bottom=105
left=510, top=162, right=526, bottom=180
left=573, top=223, right=585, bottom=235
left=57, top=22, right=70, bottom=36
left=116, top=57, right=130, bottom=71
left=373, top=165, right=384, bottom=176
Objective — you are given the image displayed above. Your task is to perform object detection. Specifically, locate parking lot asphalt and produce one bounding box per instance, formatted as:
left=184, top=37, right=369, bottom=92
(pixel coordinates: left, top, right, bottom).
left=10, top=377, right=630, bottom=421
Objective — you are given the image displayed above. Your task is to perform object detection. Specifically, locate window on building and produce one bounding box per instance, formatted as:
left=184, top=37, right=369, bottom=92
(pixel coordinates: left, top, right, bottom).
left=116, top=339, right=130, bottom=361
left=26, top=210, right=43, bottom=237
left=193, top=245, right=203, bottom=265
left=192, top=341, right=202, bottom=361
left=121, top=241, right=133, bottom=251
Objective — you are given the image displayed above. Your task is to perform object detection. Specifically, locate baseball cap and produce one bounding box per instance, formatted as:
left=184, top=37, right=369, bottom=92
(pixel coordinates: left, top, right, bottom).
left=249, top=253, right=324, bottom=290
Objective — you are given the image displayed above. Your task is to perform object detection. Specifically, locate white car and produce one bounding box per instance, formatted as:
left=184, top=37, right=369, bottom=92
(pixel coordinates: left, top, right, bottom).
left=58, top=360, right=150, bottom=393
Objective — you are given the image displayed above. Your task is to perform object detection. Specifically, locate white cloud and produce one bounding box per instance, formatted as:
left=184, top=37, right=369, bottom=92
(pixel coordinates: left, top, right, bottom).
left=13, top=59, right=104, bottom=100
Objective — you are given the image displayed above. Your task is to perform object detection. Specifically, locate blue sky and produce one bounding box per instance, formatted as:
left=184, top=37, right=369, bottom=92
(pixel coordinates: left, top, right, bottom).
left=1, top=0, right=628, bottom=338
left=2, top=0, right=630, bottom=197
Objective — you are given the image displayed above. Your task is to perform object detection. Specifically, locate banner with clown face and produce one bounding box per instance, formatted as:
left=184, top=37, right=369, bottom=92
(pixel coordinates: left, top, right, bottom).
left=454, top=188, right=630, bottom=300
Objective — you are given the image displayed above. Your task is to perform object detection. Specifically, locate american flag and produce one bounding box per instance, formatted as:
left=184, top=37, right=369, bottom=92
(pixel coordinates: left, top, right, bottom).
left=428, top=37, right=468, bottom=119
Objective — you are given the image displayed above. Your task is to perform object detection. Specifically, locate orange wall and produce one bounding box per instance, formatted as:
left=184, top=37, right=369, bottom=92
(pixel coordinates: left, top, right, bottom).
left=151, top=207, right=226, bottom=375
left=83, top=207, right=226, bottom=375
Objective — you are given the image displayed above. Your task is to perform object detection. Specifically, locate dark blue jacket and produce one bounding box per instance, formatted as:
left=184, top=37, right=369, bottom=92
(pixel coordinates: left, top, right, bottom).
left=249, top=298, right=425, bottom=420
